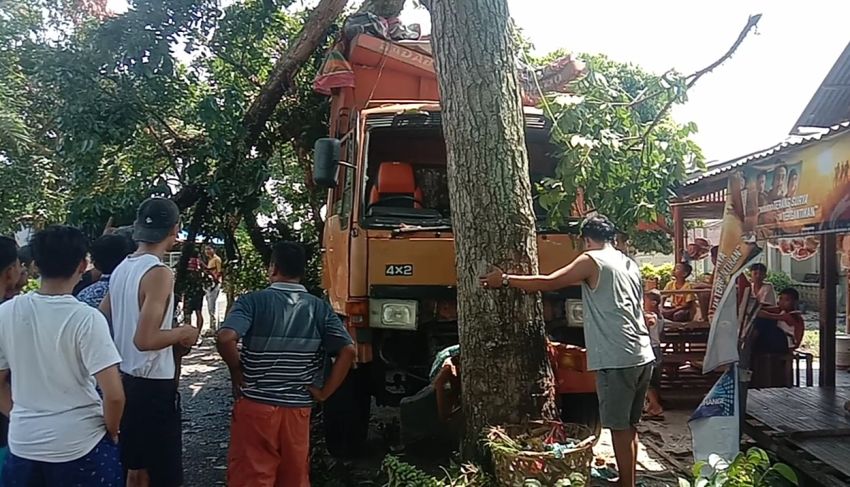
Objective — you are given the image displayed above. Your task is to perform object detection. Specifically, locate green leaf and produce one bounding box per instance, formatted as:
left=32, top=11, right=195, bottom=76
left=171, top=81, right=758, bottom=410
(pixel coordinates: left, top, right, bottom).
left=770, top=463, right=798, bottom=485
left=747, top=447, right=770, bottom=467
left=692, top=460, right=707, bottom=479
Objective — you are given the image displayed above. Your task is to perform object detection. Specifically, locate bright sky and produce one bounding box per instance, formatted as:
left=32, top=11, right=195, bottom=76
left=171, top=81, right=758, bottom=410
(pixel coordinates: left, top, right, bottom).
left=105, top=0, right=850, bottom=163
left=401, top=1, right=850, bottom=163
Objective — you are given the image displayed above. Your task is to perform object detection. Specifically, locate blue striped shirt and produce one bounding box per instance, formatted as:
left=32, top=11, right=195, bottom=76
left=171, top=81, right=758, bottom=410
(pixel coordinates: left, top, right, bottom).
left=222, top=282, right=352, bottom=407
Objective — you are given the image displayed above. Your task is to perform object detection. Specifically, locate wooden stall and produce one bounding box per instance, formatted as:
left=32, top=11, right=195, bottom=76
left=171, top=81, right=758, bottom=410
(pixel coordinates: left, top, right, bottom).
left=679, top=124, right=850, bottom=483
left=659, top=184, right=727, bottom=401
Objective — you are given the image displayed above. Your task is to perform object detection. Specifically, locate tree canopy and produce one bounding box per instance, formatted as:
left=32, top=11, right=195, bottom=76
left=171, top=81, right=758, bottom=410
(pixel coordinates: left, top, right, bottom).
left=0, top=0, right=750, bottom=272
left=536, top=53, right=704, bottom=241
left=0, top=0, right=336, bottom=289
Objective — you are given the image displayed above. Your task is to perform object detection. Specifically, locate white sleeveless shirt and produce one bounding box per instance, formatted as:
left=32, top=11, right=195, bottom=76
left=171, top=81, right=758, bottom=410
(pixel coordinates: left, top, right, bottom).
left=108, top=254, right=175, bottom=379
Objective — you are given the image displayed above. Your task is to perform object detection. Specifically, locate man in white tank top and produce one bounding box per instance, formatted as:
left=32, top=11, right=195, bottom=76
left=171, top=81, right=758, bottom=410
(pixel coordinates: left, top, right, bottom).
left=481, top=215, right=654, bottom=487
left=100, top=198, right=199, bottom=487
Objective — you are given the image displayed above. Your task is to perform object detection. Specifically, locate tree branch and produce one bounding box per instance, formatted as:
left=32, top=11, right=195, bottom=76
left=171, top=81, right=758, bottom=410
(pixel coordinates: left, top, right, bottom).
left=210, top=47, right=264, bottom=88
left=144, top=122, right=184, bottom=182
left=630, top=14, right=761, bottom=149
left=240, top=203, right=271, bottom=264
left=241, top=0, right=347, bottom=150
left=685, top=14, right=761, bottom=86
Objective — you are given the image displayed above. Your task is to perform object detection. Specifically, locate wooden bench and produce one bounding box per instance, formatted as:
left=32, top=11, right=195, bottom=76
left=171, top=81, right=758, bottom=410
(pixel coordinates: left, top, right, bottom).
left=655, top=288, right=715, bottom=396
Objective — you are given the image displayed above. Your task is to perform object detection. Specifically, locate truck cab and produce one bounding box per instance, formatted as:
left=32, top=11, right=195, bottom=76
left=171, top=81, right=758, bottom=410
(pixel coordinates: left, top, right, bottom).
left=312, top=33, right=597, bottom=453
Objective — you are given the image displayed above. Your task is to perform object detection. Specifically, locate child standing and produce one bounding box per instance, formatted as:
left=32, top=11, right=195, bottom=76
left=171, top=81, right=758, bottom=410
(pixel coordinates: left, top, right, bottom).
left=644, top=289, right=664, bottom=418
left=0, top=226, right=125, bottom=486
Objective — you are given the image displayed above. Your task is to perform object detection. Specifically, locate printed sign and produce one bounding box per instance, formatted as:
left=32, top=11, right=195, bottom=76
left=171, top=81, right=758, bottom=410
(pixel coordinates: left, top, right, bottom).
left=703, top=175, right=761, bottom=373
left=736, top=131, right=850, bottom=239
left=689, top=368, right=739, bottom=462
left=385, top=264, right=413, bottom=277
left=767, top=236, right=820, bottom=261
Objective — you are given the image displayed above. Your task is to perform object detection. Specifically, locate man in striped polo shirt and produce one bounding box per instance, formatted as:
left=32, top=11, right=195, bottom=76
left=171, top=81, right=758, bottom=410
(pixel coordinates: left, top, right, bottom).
left=217, top=242, right=355, bottom=487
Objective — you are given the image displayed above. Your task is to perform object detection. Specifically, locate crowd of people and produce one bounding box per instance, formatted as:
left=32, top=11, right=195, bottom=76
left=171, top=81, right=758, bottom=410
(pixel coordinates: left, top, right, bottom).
left=0, top=198, right=814, bottom=487
left=0, top=197, right=355, bottom=487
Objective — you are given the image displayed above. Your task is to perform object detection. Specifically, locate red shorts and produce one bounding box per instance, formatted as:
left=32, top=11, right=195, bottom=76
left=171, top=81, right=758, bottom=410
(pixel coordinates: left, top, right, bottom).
left=227, top=398, right=311, bottom=487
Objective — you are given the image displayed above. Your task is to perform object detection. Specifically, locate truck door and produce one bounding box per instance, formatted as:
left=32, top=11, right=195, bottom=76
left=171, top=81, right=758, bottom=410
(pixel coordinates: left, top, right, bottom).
left=323, top=134, right=356, bottom=313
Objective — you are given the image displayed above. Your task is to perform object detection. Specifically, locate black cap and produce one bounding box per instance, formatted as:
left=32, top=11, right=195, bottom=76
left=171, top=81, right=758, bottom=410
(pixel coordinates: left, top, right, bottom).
left=133, top=198, right=180, bottom=243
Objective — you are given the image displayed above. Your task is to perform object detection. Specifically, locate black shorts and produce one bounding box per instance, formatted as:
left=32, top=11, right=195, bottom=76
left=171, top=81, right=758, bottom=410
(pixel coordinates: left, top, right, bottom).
left=121, top=375, right=183, bottom=486
left=650, top=346, right=663, bottom=388
left=185, top=295, right=203, bottom=312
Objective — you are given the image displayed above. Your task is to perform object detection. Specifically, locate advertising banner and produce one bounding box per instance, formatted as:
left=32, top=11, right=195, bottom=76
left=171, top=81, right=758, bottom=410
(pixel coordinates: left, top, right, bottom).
left=740, top=131, right=850, bottom=239
left=689, top=367, right=739, bottom=462
left=703, top=175, right=761, bottom=373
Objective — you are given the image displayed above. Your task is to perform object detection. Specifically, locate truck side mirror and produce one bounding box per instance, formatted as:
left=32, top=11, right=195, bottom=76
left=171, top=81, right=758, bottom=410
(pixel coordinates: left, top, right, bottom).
left=313, top=138, right=341, bottom=188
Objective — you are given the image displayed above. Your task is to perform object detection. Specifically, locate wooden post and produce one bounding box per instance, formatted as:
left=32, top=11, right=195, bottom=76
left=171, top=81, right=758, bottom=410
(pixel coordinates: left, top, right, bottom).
left=819, top=233, right=837, bottom=387
left=673, top=204, right=684, bottom=263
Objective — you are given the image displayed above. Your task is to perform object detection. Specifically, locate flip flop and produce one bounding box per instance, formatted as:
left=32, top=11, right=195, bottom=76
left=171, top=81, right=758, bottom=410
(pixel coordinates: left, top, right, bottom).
left=591, top=465, right=620, bottom=482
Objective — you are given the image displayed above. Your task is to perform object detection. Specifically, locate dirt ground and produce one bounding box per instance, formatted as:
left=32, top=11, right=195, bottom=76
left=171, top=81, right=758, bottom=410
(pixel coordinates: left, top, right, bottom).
left=178, top=340, right=693, bottom=486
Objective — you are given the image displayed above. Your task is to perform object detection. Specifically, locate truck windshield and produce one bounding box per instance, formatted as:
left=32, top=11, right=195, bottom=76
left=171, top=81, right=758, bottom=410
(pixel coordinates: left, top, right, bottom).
left=362, top=125, right=557, bottom=228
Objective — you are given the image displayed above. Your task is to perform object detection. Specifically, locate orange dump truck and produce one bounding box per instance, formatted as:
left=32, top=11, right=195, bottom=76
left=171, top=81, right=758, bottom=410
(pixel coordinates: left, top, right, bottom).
left=311, top=33, right=599, bottom=453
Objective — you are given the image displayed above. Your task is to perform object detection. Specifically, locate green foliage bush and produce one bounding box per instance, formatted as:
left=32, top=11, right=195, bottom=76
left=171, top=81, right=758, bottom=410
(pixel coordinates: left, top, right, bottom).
left=765, top=270, right=794, bottom=293
left=641, top=262, right=674, bottom=288
left=656, top=263, right=674, bottom=288
left=681, top=448, right=798, bottom=487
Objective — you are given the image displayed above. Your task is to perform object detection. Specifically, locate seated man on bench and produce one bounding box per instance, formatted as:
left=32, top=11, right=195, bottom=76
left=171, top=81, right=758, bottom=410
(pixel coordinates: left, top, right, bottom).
left=662, top=262, right=697, bottom=322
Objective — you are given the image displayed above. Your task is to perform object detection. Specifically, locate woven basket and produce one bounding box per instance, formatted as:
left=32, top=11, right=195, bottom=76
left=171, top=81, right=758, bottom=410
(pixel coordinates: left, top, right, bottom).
left=488, top=421, right=594, bottom=486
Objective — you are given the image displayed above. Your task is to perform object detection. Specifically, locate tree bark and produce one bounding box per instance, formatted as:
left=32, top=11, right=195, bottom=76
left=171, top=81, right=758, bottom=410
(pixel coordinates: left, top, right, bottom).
left=428, top=0, right=557, bottom=456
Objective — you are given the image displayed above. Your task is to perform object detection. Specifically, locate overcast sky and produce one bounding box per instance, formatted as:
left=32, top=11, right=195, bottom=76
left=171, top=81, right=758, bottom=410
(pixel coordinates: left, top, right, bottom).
left=107, top=0, right=850, bottom=163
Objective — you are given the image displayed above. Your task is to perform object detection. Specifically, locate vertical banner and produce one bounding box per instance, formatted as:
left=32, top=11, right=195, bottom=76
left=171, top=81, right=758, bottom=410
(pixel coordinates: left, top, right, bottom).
left=689, top=367, right=739, bottom=462
left=702, top=172, right=761, bottom=373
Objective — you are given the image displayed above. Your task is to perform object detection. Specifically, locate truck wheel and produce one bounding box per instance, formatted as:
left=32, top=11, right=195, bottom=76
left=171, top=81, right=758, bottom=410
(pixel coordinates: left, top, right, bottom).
left=324, top=363, right=372, bottom=458
left=560, top=393, right=602, bottom=442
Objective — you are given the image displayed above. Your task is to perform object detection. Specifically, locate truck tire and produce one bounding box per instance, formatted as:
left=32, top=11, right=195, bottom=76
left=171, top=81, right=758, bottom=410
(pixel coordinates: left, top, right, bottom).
left=560, top=393, right=602, bottom=442
left=324, top=363, right=372, bottom=458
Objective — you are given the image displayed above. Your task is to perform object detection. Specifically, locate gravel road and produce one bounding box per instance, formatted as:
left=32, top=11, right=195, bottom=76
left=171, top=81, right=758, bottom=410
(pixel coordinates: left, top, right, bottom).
left=177, top=339, right=683, bottom=486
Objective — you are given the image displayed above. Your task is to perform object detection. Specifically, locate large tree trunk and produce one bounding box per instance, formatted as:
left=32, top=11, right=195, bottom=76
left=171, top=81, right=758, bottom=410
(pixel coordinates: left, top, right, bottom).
left=428, top=0, right=557, bottom=456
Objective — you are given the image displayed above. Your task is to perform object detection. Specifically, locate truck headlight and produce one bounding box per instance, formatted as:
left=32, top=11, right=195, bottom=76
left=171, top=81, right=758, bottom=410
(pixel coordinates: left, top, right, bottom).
left=369, top=299, right=418, bottom=330
left=565, top=299, right=584, bottom=327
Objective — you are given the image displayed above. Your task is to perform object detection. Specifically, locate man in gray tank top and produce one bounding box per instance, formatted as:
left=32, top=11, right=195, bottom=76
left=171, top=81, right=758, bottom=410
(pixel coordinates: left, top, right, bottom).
left=481, top=215, right=654, bottom=487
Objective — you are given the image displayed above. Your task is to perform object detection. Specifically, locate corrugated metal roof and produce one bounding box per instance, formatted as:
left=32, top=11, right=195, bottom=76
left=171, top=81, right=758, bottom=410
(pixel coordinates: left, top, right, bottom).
left=685, top=121, right=850, bottom=187
left=793, top=41, right=850, bottom=132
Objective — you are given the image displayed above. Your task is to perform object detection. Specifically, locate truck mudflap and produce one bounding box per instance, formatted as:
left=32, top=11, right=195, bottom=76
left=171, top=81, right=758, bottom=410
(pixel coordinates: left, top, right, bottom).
left=548, top=342, right=596, bottom=395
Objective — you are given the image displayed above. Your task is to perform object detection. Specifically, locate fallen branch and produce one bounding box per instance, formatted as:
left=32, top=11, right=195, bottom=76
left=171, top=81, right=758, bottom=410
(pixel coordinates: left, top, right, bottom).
left=241, top=0, right=347, bottom=149
left=630, top=14, right=762, bottom=149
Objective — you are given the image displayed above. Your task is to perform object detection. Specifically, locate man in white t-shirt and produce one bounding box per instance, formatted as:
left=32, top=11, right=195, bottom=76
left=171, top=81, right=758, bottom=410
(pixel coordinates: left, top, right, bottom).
left=0, top=226, right=125, bottom=486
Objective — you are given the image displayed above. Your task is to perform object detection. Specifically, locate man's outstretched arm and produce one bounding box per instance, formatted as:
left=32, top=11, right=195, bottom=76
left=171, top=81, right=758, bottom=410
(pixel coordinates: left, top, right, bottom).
left=480, top=254, right=597, bottom=292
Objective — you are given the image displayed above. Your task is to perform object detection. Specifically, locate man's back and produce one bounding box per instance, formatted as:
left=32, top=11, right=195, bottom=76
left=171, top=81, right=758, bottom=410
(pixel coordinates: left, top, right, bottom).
left=581, top=246, right=654, bottom=371
left=222, top=282, right=351, bottom=407
left=109, top=254, right=175, bottom=379
left=0, top=293, right=120, bottom=461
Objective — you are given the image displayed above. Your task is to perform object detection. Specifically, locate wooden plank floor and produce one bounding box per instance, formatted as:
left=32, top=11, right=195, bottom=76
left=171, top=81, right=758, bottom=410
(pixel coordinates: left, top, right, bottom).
left=747, top=386, right=850, bottom=433
left=747, top=387, right=850, bottom=482
left=791, top=437, right=850, bottom=478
